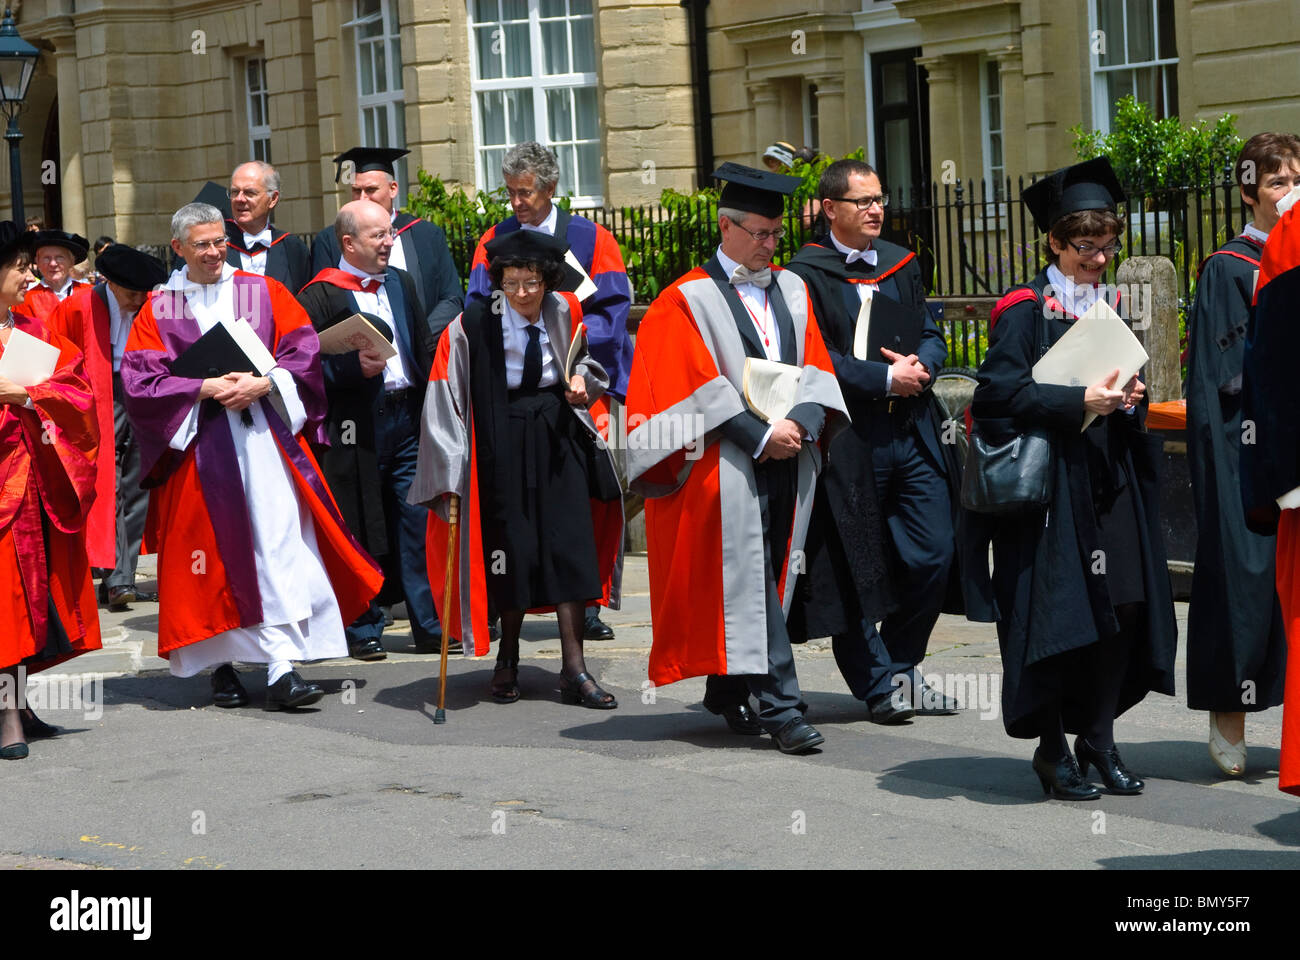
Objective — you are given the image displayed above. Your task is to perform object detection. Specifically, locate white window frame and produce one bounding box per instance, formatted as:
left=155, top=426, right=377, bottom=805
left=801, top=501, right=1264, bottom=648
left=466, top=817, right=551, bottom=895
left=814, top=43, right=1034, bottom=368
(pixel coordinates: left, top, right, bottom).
left=467, top=0, right=603, bottom=207
left=979, top=56, right=1004, bottom=202
left=245, top=57, right=271, bottom=163
left=347, top=0, right=407, bottom=194
left=1088, top=0, right=1179, bottom=134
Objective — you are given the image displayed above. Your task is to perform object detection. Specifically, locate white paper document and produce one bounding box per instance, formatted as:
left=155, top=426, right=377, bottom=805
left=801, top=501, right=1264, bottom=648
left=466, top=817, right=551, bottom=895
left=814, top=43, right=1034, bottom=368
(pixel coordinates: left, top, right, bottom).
left=1032, top=298, right=1149, bottom=431
left=851, top=285, right=875, bottom=361
left=564, top=250, right=599, bottom=302
left=742, top=357, right=802, bottom=424
left=226, top=317, right=278, bottom=375
left=0, top=328, right=60, bottom=387
left=316, top=313, right=398, bottom=360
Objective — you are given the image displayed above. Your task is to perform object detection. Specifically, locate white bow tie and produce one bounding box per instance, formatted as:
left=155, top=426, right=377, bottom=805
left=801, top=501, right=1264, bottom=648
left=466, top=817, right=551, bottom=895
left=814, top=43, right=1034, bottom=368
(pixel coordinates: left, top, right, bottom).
left=243, top=229, right=272, bottom=249
left=845, top=247, right=878, bottom=266
left=730, top=265, right=772, bottom=288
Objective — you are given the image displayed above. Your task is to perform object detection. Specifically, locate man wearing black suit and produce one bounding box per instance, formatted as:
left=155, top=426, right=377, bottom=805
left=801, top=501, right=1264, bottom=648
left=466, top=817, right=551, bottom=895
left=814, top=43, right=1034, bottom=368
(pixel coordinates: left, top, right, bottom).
left=226, top=161, right=312, bottom=293
left=310, top=147, right=463, bottom=350
left=786, top=159, right=959, bottom=719
left=297, top=200, right=442, bottom=660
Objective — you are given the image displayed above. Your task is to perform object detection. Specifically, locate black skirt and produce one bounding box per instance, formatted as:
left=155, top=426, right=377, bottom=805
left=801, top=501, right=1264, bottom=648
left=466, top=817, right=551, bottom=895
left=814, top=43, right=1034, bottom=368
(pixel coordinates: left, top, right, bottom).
left=481, top=387, right=607, bottom=611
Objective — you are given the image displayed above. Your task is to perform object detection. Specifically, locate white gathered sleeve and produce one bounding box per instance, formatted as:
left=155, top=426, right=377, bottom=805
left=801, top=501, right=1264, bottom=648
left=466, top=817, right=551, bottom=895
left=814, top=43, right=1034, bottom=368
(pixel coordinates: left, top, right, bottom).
left=267, top=366, right=307, bottom=435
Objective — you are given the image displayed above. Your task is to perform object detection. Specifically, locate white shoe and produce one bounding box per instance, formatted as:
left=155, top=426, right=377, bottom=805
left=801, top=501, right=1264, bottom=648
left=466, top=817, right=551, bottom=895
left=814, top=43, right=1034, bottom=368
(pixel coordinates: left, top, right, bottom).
left=1208, top=711, right=1246, bottom=777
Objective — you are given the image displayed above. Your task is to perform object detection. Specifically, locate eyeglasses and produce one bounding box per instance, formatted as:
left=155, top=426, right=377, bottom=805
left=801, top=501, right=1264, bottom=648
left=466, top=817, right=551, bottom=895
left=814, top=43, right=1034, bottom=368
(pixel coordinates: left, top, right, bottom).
left=1065, top=239, right=1122, bottom=257
left=507, top=188, right=538, bottom=201
left=228, top=188, right=267, bottom=200
left=732, top=222, right=785, bottom=244
left=188, top=238, right=228, bottom=252
left=829, top=194, right=889, bottom=210
left=501, top=279, right=543, bottom=294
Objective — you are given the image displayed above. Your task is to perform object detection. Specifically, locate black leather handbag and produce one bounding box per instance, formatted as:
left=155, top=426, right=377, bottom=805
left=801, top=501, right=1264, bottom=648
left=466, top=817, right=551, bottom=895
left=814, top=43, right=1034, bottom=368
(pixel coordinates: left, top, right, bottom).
left=961, top=290, right=1054, bottom=515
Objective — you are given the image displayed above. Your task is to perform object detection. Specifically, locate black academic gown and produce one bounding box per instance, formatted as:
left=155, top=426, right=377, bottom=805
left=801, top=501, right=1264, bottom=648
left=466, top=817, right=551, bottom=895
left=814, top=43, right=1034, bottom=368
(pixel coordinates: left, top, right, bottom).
left=296, top=266, right=433, bottom=558
left=225, top=221, right=312, bottom=294
left=1185, top=234, right=1286, bottom=711
left=785, top=235, right=964, bottom=635
left=967, top=269, right=1177, bottom=738
left=311, top=213, right=464, bottom=348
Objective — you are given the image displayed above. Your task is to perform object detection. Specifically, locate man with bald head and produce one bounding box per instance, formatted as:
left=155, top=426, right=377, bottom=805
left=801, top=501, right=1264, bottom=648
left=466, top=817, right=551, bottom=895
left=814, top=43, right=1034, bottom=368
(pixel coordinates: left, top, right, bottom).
left=299, top=200, right=442, bottom=660
left=225, top=161, right=311, bottom=293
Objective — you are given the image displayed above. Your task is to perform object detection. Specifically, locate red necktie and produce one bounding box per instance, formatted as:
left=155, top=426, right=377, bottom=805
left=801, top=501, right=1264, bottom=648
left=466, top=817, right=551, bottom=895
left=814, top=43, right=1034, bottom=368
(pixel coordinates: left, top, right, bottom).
left=360, top=278, right=380, bottom=293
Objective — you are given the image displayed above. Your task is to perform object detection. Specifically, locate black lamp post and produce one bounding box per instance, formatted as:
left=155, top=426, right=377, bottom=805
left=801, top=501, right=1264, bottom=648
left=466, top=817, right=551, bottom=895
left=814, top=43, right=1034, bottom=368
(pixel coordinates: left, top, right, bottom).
left=0, top=8, right=40, bottom=225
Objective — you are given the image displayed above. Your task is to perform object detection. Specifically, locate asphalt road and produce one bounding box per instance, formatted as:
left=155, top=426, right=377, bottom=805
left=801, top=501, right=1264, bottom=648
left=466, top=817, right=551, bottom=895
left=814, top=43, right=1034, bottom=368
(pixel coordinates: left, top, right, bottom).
left=2, top=555, right=1297, bottom=871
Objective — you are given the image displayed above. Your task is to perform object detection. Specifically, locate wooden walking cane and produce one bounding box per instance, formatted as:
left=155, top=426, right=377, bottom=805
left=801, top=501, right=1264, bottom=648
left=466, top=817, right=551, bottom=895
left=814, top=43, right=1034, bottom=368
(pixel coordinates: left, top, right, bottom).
left=433, top=493, right=460, bottom=724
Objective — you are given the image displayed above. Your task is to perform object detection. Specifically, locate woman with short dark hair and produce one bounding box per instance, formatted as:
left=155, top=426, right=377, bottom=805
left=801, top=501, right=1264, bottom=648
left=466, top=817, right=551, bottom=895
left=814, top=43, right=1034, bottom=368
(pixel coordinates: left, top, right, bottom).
left=0, top=220, right=102, bottom=759
left=411, top=229, right=624, bottom=709
left=968, top=158, right=1177, bottom=799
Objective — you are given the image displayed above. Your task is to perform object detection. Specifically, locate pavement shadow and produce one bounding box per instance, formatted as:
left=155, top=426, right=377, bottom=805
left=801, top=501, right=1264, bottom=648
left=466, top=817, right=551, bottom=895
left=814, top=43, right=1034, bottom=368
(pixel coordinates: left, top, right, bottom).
left=1108, top=739, right=1283, bottom=788
left=558, top=704, right=787, bottom=753
left=1253, top=807, right=1300, bottom=846
left=875, top=755, right=1048, bottom=806
left=105, top=671, right=368, bottom=712
left=1095, top=848, right=1300, bottom=868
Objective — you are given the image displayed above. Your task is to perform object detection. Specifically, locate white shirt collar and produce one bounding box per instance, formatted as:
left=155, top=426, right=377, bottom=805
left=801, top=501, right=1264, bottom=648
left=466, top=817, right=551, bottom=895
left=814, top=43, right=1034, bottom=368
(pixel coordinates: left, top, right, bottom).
left=827, top=230, right=878, bottom=266
left=242, top=225, right=272, bottom=247
left=519, top=203, right=558, bottom=236
left=337, top=257, right=386, bottom=286
left=715, top=246, right=745, bottom=282
left=1045, top=262, right=1100, bottom=317
left=166, top=261, right=236, bottom=292
left=1243, top=222, right=1270, bottom=245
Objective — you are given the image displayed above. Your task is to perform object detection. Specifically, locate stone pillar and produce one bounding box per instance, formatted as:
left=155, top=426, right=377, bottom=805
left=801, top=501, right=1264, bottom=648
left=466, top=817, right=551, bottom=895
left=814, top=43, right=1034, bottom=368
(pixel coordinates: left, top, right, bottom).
left=992, top=47, right=1025, bottom=190
left=52, top=40, right=86, bottom=235
left=916, top=55, right=955, bottom=189
left=1117, top=256, right=1180, bottom=403
left=748, top=80, right=781, bottom=157
left=808, top=74, right=846, bottom=156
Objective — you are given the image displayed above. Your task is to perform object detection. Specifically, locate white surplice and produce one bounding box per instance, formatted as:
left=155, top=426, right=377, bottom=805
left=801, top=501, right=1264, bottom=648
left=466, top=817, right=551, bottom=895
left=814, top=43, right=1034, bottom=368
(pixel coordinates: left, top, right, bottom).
left=163, top=264, right=348, bottom=677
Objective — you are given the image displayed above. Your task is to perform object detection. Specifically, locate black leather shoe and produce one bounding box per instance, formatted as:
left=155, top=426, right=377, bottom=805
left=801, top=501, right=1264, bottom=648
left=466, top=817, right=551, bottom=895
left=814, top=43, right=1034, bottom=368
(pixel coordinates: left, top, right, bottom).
left=583, top=613, right=615, bottom=642
left=106, top=585, right=135, bottom=612
left=347, top=637, right=387, bottom=661
left=912, top=682, right=959, bottom=715
left=211, top=665, right=249, bottom=708
left=867, top=693, right=916, bottom=725
left=772, top=717, right=825, bottom=754
left=1032, top=749, right=1101, bottom=800
left=709, top=703, right=762, bottom=735
left=1075, top=736, right=1144, bottom=795
left=21, top=708, right=60, bottom=739
left=412, top=627, right=461, bottom=655
left=133, top=588, right=158, bottom=603
left=264, top=671, right=324, bottom=710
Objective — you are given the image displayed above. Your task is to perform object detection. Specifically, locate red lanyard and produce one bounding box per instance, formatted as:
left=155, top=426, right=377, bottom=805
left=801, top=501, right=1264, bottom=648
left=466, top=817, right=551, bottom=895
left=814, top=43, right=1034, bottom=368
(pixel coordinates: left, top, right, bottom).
left=739, top=288, right=771, bottom=347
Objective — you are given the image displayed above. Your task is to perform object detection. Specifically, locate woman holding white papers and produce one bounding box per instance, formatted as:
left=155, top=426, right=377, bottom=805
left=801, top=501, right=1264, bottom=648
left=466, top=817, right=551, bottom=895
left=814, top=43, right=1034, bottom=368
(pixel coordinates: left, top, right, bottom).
left=969, top=158, right=1177, bottom=800
left=410, top=230, right=624, bottom=708
left=0, top=221, right=103, bottom=760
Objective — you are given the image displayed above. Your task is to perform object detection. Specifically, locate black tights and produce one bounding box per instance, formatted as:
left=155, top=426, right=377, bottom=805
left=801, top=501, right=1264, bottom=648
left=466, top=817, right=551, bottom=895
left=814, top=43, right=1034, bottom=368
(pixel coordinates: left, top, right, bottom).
left=1037, top=603, right=1142, bottom=760
left=496, top=600, right=593, bottom=686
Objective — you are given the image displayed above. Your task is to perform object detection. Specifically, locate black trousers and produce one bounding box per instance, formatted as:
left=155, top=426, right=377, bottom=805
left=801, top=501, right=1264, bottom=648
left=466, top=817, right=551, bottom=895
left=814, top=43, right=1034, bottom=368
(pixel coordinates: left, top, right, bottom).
left=104, top=374, right=148, bottom=590
left=703, top=457, right=805, bottom=733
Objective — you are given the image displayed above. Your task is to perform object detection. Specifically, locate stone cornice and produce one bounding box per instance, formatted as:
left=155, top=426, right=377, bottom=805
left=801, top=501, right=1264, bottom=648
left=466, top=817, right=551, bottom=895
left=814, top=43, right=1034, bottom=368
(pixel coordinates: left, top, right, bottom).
left=720, top=13, right=855, bottom=47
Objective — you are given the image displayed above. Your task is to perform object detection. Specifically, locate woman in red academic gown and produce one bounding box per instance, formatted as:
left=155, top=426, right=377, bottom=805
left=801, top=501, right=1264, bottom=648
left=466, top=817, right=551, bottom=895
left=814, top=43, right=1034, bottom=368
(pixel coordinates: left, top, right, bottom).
left=0, top=221, right=102, bottom=760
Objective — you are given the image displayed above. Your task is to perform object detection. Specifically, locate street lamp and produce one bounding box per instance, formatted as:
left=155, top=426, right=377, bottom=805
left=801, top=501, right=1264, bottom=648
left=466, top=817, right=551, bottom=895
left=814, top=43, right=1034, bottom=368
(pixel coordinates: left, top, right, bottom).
left=0, top=8, right=40, bottom=224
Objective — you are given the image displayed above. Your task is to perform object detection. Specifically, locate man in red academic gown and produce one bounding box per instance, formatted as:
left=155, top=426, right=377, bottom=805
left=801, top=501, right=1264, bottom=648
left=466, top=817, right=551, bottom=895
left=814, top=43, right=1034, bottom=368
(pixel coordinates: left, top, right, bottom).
left=46, top=245, right=167, bottom=611
left=16, top=230, right=92, bottom=323
left=625, top=164, right=848, bottom=754
left=121, top=202, right=383, bottom=710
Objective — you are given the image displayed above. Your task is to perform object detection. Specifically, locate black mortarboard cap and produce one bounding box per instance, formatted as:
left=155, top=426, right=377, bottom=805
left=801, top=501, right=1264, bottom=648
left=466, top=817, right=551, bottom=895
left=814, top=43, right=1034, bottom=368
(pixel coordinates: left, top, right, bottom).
left=333, top=146, right=410, bottom=183
left=192, top=181, right=233, bottom=221
left=96, top=244, right=167, bottom=291
left=30, top=229, right=89, bottom=264
left=711, top=162, right=801, bottom=219
left=1021, top=157, right=1126, bottom=234
left=484, top=229, right=566, bottom=266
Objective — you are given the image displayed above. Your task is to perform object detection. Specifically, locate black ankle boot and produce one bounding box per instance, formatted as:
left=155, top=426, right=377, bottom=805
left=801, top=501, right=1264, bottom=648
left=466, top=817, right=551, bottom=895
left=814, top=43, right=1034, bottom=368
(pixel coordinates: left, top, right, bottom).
left=1032, top=748, right=1101, bottom=800
left=1075, top=736, right=1144, bottom=795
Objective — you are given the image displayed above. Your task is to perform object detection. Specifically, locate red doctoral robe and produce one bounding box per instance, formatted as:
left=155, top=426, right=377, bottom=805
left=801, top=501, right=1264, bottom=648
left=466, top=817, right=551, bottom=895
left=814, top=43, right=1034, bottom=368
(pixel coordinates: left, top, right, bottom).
left=0, top=314, right=102, bottom=670
left=17, top=280, right=91, bottom=325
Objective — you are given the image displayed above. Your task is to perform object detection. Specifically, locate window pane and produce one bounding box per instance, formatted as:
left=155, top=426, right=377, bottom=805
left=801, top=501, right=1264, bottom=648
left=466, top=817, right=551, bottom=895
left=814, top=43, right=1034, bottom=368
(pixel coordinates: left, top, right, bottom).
left=574, top=85, right=598, bottom=140
left=1163, top=64, right=1178, bottom=118
left=374, top=40, right=388, bottom=93
left=251, top=93, right=265, bottom=128
left=547, top=88, right=573, bottom=141
left=881, top=61, right=907, bottom=105
left=502, top=0, right=527, bottom=20
left=884, top=117, right=910, bottom=196
left=360, top=17, right=381, bottom=40
left=576, top=142, right=600, bottom=197
left=506, top=87, right=535, bottom=141
left=1105, top=68, right=1133, bottom=121
left=479, top=90, right=506, bottom=144
left=504, top=23, right=530, bottom=77
left=542, top=21, right=570, bottom=74
left=555, top=144, right=576, bottom=193
left=1097, top=0, right=1125, bottom=66
left=1126, top=0, right=1154, bottom=63
left=359, top=43, right=374, bottom=96
left=540, top=0, right=565, bottom=16
left=990, top=132, right=1003, bottom=168
left=473, top=0, right=496, bottom=24
left=390, top=39, right=403, bottom=86
left=475, top=27, right=501, bottom=80
left=1134, top=65, right=1155, bottom=111
left=386, top=0, right=400, bottom=34
left=247, top=59, right=259, bottom=89
left=363, top=106, right=377, bottom=145
left=571, top=18, right=595, bottom=73
left=394, top=101, right=406, bottom=148
left=358, top=0, right=380, bottom=18
left=570, top=0, right=591, bottom=14
left=1157, top=0, right=1177, bottom=59
left=483, top=148, right=506, bottom=191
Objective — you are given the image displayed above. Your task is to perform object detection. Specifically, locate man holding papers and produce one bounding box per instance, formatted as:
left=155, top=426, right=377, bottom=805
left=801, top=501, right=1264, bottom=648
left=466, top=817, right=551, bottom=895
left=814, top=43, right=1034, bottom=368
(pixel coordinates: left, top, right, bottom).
left=45, top=244, right=167, bottom=611
left=970, top=157, right=1176, bottom=800
left=298, top=200, right=441, bottom=661
left=121, top=202, right=382, bottom=710
left=409, top=230, right=624, bottom=708
left=466, top=141, right=634, bottom=645
left=786, top=159, right=959, bottom=723
left=624, top=164, right=848, bottom=753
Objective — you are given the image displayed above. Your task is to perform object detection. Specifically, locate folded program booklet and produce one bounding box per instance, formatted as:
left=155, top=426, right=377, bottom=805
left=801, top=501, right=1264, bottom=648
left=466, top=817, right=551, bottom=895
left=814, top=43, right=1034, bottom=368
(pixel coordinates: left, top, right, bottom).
left=742, top=357, right=802, bottom=424
left=0, top=328, right=60, bottom=387
left=316, top=313, right=398, bottom=361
